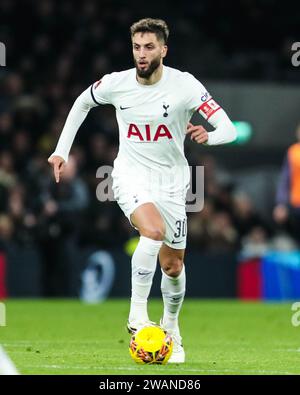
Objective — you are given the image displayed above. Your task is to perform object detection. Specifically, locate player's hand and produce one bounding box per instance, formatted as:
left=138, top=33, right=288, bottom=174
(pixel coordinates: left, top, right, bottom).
left=186, top=122, right=208, bottom=144
left=273, top=204, right=289, bottom=224
left=48, top=155, right=66, bottom=183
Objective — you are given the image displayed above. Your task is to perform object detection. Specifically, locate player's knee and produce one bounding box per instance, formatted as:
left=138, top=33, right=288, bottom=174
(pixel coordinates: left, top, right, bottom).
left=141, top=226, right=165, bottom=241
left=163, top=258, right=183, bottom=277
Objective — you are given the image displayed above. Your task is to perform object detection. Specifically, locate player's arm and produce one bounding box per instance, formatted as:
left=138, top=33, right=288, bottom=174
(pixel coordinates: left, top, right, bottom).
left=184, top=73, right=237, bottom=145
left=48, top=88, right=97, bottom=183
left=48, top=78, right=110, bottom=182
left=186, top=100, right=237, bottom=145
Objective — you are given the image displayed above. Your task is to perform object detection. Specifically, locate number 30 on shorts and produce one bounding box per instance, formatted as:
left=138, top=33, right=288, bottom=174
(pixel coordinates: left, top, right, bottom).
left=173, top=219, right=187, bottom=239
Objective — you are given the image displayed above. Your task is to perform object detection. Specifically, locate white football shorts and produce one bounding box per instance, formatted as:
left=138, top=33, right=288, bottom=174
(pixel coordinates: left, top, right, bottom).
left=112, top=176, right=188, bottom=250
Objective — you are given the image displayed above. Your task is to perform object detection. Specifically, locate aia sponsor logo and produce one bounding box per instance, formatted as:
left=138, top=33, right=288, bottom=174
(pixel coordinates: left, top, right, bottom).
left=127, top=123, right=173, bottom=141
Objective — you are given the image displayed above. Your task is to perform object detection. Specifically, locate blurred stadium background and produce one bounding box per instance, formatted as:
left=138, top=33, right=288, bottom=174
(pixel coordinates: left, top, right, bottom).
left=2, top=0, right=300, bottom=377
left=0, top=0, right=300, bottom=302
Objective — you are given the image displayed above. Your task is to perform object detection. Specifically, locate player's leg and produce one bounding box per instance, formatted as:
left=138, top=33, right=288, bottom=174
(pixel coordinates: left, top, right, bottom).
left=159, top=244, right=185, bottom=330
left=159, top=244, right=186, bottom=363
left=128, top=202, right=166, bottom=331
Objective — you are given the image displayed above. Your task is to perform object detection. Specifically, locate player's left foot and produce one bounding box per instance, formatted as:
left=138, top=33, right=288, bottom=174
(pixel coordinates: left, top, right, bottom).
left=168, top=334, right=185, bottom=363
left=160, top=318, right=185, bottom=363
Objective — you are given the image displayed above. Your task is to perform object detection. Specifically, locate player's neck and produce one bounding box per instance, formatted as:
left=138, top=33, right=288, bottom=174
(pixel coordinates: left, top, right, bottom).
left=136, top=64, right=164, bottom=86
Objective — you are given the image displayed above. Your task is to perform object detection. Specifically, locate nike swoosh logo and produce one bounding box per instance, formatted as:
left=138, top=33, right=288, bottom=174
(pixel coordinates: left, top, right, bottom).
left=171, top=240, right=183, bottom=244
left=119, top=105, right=132, bottom=110
left=138, top=271, right=152, bottom=276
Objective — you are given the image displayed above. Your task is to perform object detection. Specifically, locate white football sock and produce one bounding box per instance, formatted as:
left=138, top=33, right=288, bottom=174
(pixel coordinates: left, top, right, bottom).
left=161, top=265, right=186, bottom=333
left=129, top=236, right=162, bottom=324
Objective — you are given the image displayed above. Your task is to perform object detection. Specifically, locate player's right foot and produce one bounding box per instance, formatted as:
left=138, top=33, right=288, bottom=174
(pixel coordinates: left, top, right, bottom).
left=126, top=320, right=158, bottom=335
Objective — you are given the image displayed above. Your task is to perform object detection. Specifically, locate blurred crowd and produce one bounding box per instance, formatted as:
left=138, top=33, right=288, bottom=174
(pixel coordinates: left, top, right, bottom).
left=1, top=0, right=298, bottom=83
left=0, top=0, right=299, bottom=295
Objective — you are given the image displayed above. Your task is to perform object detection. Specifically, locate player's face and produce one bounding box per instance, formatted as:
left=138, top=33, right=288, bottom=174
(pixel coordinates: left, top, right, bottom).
left=132, top=32, right=167, bottom=79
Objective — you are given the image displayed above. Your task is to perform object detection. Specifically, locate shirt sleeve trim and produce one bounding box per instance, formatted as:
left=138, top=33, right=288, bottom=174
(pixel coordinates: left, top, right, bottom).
left=90, top=84, right=101, bottom=105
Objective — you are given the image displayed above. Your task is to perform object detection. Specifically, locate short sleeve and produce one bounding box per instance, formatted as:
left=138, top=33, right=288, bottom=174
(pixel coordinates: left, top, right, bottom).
left=183, top=72, right=211, bottom=113
left=90, top=73, right=112, bottom=105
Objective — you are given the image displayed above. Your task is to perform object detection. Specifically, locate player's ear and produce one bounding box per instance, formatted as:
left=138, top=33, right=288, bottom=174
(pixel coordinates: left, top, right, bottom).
left=161, top=45, right=168, bottom=58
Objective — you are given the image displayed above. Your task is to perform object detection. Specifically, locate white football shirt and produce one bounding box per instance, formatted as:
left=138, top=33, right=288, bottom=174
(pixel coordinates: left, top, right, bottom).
left=91, top=66, right=211, bottom=194
left=52, top=64, right=236, bottom=196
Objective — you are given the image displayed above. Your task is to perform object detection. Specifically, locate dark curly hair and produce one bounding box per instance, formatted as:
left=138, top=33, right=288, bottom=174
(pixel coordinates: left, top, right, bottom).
left=130, top=18, right=169, bottom=44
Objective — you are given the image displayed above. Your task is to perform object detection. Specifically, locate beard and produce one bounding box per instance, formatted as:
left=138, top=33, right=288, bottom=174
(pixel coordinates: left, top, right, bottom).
left=134, top=56, right=161, bottom=79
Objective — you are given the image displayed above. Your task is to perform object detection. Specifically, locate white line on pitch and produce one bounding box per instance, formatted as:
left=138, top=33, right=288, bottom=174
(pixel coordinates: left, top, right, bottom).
left=21, top=364, right=297, bottom=375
